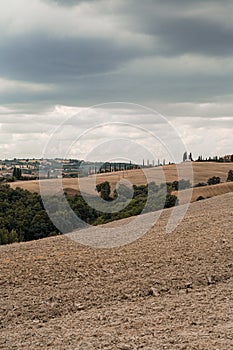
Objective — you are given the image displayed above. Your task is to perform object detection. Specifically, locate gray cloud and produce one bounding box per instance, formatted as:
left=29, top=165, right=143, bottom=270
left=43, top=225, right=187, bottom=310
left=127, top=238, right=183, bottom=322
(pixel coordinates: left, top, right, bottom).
left=43, top=0, right=96, bottom=6
left=144, top=18, right=233, bottom=57
left=0, top=0, right=232, bottom=158
left=122, top=0, right=233, bottom=57
left=0, top=35, right=146, bottom=84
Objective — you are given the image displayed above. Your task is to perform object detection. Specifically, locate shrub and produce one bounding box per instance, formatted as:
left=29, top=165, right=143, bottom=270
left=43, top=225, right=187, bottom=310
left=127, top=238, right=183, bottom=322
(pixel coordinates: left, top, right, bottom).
left=227, top=170, right=233, bottom=182
left=194, top=182, right=208, bottom=187
left=96, top=181, right=111, bottom=201
left=172, top=179, right=191, bottom=191
left=196, top=195, right=205, bottom=201
left=114, top=183, right=133, bottom=200
left=207, top=176, right=221, bottom=185
left=0, top=229, right=18, bottom=245
left=178, top=179, right=192, bottom=190
left=165, top=194, right=179, bottom=208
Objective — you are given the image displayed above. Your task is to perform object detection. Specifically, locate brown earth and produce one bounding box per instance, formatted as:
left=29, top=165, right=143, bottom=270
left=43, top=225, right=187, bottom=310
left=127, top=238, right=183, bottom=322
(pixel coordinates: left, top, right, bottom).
left=0, top=193, right=232, bottom=349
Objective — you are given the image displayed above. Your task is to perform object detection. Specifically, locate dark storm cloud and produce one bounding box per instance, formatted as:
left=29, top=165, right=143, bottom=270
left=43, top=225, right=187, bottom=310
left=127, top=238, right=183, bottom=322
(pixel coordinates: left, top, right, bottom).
left=0, top=0, right=231, bottom=159
left=123, top=0, right=232, bottom=15
left=122, top=0, right=233, bottom=57
left=141, top=17, right=233, bottom=57
left=141, top=0, right=229, bottom=5
left=0, top=0, right=232, bottom=108
left=0, top=35, right=146, bottom=84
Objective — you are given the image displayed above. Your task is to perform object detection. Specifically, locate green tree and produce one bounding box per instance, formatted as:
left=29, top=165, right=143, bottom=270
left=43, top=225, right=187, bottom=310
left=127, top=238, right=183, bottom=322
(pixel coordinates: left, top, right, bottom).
left=165, top=194, right=178, bottom=208
left=183, top=152, right=187, bottom=162
left=227, top=170, right=233, bottom=182
left=96, top=181, right=111, bottom=201
left=207, top=176, right=221, bottom=185
left=114, top=183, right=133, bottom=200
left=0, top=184, right=59, bottom=245
left=8, top=229, right=18, bottom=243
left=0, top=228, right=9, bottom=245
left=171, top=179, right=191, bottom=191
left=148, top=182, right=159, bottom=193
left=13, top=167, right=22, bottom=180
left=194, top=182, right=208, bottom=187
left=178, top=179, right=192, bottom=190
left=196, top=196, right=205, bottom=201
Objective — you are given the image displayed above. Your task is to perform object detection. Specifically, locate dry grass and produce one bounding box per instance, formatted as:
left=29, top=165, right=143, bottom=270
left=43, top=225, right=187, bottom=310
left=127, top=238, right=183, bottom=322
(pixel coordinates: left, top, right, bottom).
left=10, top=162, right=233, bottom=199
left=176, top=181, right=233, bottom=204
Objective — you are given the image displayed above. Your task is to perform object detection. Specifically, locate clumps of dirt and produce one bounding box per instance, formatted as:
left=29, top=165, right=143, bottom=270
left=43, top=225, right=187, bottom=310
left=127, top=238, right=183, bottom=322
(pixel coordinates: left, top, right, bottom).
left=0, top=193, right=233, bottom=349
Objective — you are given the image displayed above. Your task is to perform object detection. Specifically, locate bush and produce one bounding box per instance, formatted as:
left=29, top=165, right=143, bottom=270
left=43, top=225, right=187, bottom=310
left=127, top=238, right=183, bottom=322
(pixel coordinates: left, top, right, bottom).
left=193, top=182, right=208, bottom=187
left=227, top=170, right=233, bottom=182
left=172, top=179, right=191, bottom=191
left=207, top=176, right=221, bottom=185
left=196, top=195, right=205, bottom=201
left=177, top=179, right=192, bottom=190
left=0, top=228, right=18, bottom=245
left=165, top=194, right=179, bottom=208
left=114, top=183, right=133, bottom=200
left=96, top=181, right=111, bottom=201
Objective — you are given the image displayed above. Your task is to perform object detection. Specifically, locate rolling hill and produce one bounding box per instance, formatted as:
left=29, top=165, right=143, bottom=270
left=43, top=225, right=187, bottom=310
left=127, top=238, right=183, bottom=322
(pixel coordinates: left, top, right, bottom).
left=10, top=162, right=233, bottom=204
left=0, top=193, right=232, bottom=349
left=10, top=161, right=233, bottom=193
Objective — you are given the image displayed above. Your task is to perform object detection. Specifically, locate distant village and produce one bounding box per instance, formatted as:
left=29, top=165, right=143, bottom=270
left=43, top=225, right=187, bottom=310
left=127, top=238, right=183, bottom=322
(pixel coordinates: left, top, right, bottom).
left=0, top=158, right=140, bottom=181
left=0, top=153, right=232, bottom=182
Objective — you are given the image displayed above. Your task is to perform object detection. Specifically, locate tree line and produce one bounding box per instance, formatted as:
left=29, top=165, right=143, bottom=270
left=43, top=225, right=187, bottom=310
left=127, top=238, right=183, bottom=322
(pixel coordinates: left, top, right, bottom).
left=0, top=185, right=58, bottom=245
left=2, top=171, right=232, bottom=245
left=194, top=170, right=233, bottom=187
left=0, top=179, right=181, bottom=245
left=196, top=155, right=233, bottom=162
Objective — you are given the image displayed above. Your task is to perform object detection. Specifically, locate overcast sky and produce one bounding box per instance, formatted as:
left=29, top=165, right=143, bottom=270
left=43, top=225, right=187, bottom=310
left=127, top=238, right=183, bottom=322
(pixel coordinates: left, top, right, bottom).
left=0, top=0, right=232, bottom=161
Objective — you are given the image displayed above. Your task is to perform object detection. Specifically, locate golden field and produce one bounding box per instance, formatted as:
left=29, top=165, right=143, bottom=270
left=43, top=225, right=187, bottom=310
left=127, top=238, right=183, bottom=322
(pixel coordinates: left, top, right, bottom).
left=10, top=162, right=233, bottom=201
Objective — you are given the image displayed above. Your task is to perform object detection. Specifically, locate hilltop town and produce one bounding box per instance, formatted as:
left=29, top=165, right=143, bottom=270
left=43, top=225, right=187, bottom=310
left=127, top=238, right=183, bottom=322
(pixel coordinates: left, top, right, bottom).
left=0, top=153, right=232, bottom=182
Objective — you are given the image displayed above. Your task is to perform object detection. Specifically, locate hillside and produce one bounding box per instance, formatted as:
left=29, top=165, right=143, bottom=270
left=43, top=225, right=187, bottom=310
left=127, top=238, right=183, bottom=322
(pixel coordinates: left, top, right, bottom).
left=177, top=181, right=233, bottom=204
left=10, top=162, right=233, bottom=197
left=0, top=193, right=232, bottom=349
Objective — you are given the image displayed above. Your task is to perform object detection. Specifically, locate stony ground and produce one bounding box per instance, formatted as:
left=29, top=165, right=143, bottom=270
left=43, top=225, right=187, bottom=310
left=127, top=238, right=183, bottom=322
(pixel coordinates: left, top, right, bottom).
left=0, top=193, right=233, bottom=349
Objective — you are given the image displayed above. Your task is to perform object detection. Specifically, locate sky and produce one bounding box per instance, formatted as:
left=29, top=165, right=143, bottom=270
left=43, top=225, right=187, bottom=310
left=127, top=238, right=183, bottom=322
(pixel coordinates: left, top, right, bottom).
left=0, top=0, right=232, bottom=162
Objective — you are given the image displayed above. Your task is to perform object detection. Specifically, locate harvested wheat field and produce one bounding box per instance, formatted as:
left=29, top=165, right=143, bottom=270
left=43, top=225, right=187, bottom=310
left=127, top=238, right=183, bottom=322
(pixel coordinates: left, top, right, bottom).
left=176, top=182, right=233, bottom=204
left=10, top=162, right=233, bottom=197
left=0, top=193, right=233, bottom=349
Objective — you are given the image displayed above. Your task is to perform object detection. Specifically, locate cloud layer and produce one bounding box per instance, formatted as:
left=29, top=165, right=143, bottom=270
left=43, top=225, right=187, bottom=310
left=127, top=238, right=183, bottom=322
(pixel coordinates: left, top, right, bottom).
left=0, top=0, right=232, bottom=158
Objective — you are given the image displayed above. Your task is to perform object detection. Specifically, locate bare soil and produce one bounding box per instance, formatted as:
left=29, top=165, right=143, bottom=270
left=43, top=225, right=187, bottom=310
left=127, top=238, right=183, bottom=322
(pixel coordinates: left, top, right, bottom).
left=0, top=193, right=233, bottom=349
